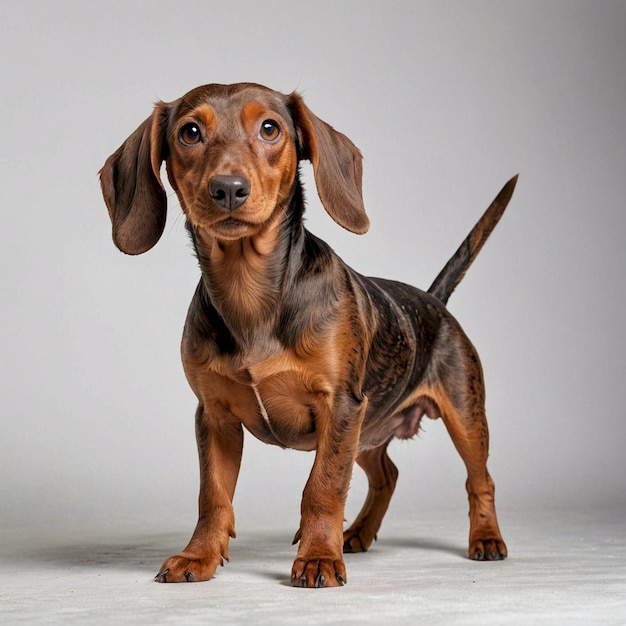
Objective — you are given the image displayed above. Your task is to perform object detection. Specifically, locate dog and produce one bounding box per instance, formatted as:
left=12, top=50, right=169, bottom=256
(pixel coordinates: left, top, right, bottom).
left=100, top=82, right=516, bottom=588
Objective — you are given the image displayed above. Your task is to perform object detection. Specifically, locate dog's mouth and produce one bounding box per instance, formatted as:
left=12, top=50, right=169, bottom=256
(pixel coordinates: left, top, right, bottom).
left=219, top=217, right=246, bottom=228
left=209, top=216, right=257, bottom=239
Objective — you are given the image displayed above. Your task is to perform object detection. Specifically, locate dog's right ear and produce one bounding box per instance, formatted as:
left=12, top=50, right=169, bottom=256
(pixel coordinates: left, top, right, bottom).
left=99, top=102, right=170, bottom=255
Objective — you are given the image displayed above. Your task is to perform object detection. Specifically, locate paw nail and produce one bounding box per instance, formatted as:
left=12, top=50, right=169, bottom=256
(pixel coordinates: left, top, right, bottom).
left=186, top=572, right=195, bottom=582
left=315, top=574, right=325, bottom=588
left=155, top=568, right=169, bottom=583
left=337, top=574, right=346, bottom=586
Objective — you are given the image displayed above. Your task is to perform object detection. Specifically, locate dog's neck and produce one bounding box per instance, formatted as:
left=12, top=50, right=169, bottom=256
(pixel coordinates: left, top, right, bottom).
left=187, top=183, right=306, bottom=351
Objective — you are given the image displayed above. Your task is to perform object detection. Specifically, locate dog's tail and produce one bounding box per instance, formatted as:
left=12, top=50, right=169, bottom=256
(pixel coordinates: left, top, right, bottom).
left=427, top=175, right=518, bottom=305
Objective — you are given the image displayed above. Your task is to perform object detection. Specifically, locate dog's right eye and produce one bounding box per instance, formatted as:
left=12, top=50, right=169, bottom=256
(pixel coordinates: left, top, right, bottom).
left=179, top=123, right=202, bottom=146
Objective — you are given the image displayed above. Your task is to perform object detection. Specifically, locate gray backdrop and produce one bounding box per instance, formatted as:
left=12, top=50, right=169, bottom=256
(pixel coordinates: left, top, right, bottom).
left=1, top=0, right=624, bottom=535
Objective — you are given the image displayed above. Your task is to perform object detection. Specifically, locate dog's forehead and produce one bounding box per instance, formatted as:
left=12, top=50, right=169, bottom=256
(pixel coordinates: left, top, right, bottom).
left=175, top=83, right=293, bottom=123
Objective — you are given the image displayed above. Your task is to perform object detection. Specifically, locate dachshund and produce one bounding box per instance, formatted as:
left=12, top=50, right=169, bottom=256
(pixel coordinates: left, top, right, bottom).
left=100, top=82, right=516, bottom=588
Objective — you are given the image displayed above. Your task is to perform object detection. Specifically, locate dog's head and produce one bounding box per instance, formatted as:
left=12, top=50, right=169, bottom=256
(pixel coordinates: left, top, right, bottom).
left=100, top=83, right=369, bottom=255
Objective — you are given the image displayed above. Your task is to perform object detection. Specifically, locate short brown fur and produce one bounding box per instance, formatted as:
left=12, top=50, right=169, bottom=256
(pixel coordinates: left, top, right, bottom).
left=100, top=82, right=516, bottom=588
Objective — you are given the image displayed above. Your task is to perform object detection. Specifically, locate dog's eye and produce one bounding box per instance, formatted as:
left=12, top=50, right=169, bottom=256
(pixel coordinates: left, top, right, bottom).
left=258, top=119, right=281, bottom=143
left=179, top=123, right=202, bottom=146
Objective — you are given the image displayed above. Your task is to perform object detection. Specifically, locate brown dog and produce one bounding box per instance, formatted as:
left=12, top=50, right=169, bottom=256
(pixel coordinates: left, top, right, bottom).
left=100, top=83, right=515, bottom=588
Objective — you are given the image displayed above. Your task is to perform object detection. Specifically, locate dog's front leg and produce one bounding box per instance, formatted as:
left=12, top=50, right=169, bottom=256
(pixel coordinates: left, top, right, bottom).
left=291, top=393, right=366, bottom=588
left=156, top=402, right=243, bottom=582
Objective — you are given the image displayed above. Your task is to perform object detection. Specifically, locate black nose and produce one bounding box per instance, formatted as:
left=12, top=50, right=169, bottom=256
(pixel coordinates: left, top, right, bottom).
left=209, top=175, right=251, bottom=211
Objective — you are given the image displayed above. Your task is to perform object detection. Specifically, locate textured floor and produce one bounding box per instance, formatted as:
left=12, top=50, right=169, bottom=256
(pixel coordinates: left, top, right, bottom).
left=1, top=508, right=625, bottom=625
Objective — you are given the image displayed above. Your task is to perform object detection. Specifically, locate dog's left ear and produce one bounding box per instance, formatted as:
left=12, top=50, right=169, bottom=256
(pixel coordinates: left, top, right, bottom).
left=289, top=93, right=369, bottom=234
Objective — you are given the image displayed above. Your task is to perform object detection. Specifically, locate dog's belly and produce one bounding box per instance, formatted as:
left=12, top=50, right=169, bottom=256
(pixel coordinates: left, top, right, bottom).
left=247, top=376, right=441, bottom=453
left=358, top=396, right=441, bottom=451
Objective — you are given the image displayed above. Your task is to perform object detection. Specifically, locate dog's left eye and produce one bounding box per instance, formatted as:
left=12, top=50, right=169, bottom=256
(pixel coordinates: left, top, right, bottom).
left=258, top=119, right=281, bottom=143
left=179, top=123, right=202, bottom=146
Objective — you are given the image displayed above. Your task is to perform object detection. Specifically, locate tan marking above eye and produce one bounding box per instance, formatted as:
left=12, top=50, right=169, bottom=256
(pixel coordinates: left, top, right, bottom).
left=241, top=102, right=284, bottom=144
left=177, top=105, right=218, bottom=146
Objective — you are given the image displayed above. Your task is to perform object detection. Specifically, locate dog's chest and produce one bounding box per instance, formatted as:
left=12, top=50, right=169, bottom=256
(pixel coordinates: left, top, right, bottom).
left=246, top=370, right=321, bottom=450
left=187, top=349, right=329, bottom=451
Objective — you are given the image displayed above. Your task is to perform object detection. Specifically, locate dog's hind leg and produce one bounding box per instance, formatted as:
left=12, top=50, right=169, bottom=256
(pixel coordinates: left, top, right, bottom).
left=343, top=442, right=398, bottom=553
left=443, top=403, right=507, bottom=560
left=436, top=372, right=508, bottom=561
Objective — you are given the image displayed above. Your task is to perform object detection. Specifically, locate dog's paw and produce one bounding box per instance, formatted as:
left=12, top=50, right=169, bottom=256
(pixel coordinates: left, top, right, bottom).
left=290, top=557, right=347, bottom=588
left=468, top=536, right=508, bottom=561
left=155, top=553, right=224, bottom=583
left=342, top=526, right=375, bottom=553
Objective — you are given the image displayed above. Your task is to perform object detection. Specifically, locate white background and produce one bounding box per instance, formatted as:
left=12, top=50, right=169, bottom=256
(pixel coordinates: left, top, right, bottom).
left=1, top=0, right=624, bottom=540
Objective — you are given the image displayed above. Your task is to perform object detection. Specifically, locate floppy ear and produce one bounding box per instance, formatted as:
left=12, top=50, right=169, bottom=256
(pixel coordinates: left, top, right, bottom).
left=99, top=102, right=170, bottom=254
left=289, top=93, right=369, bottom=234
